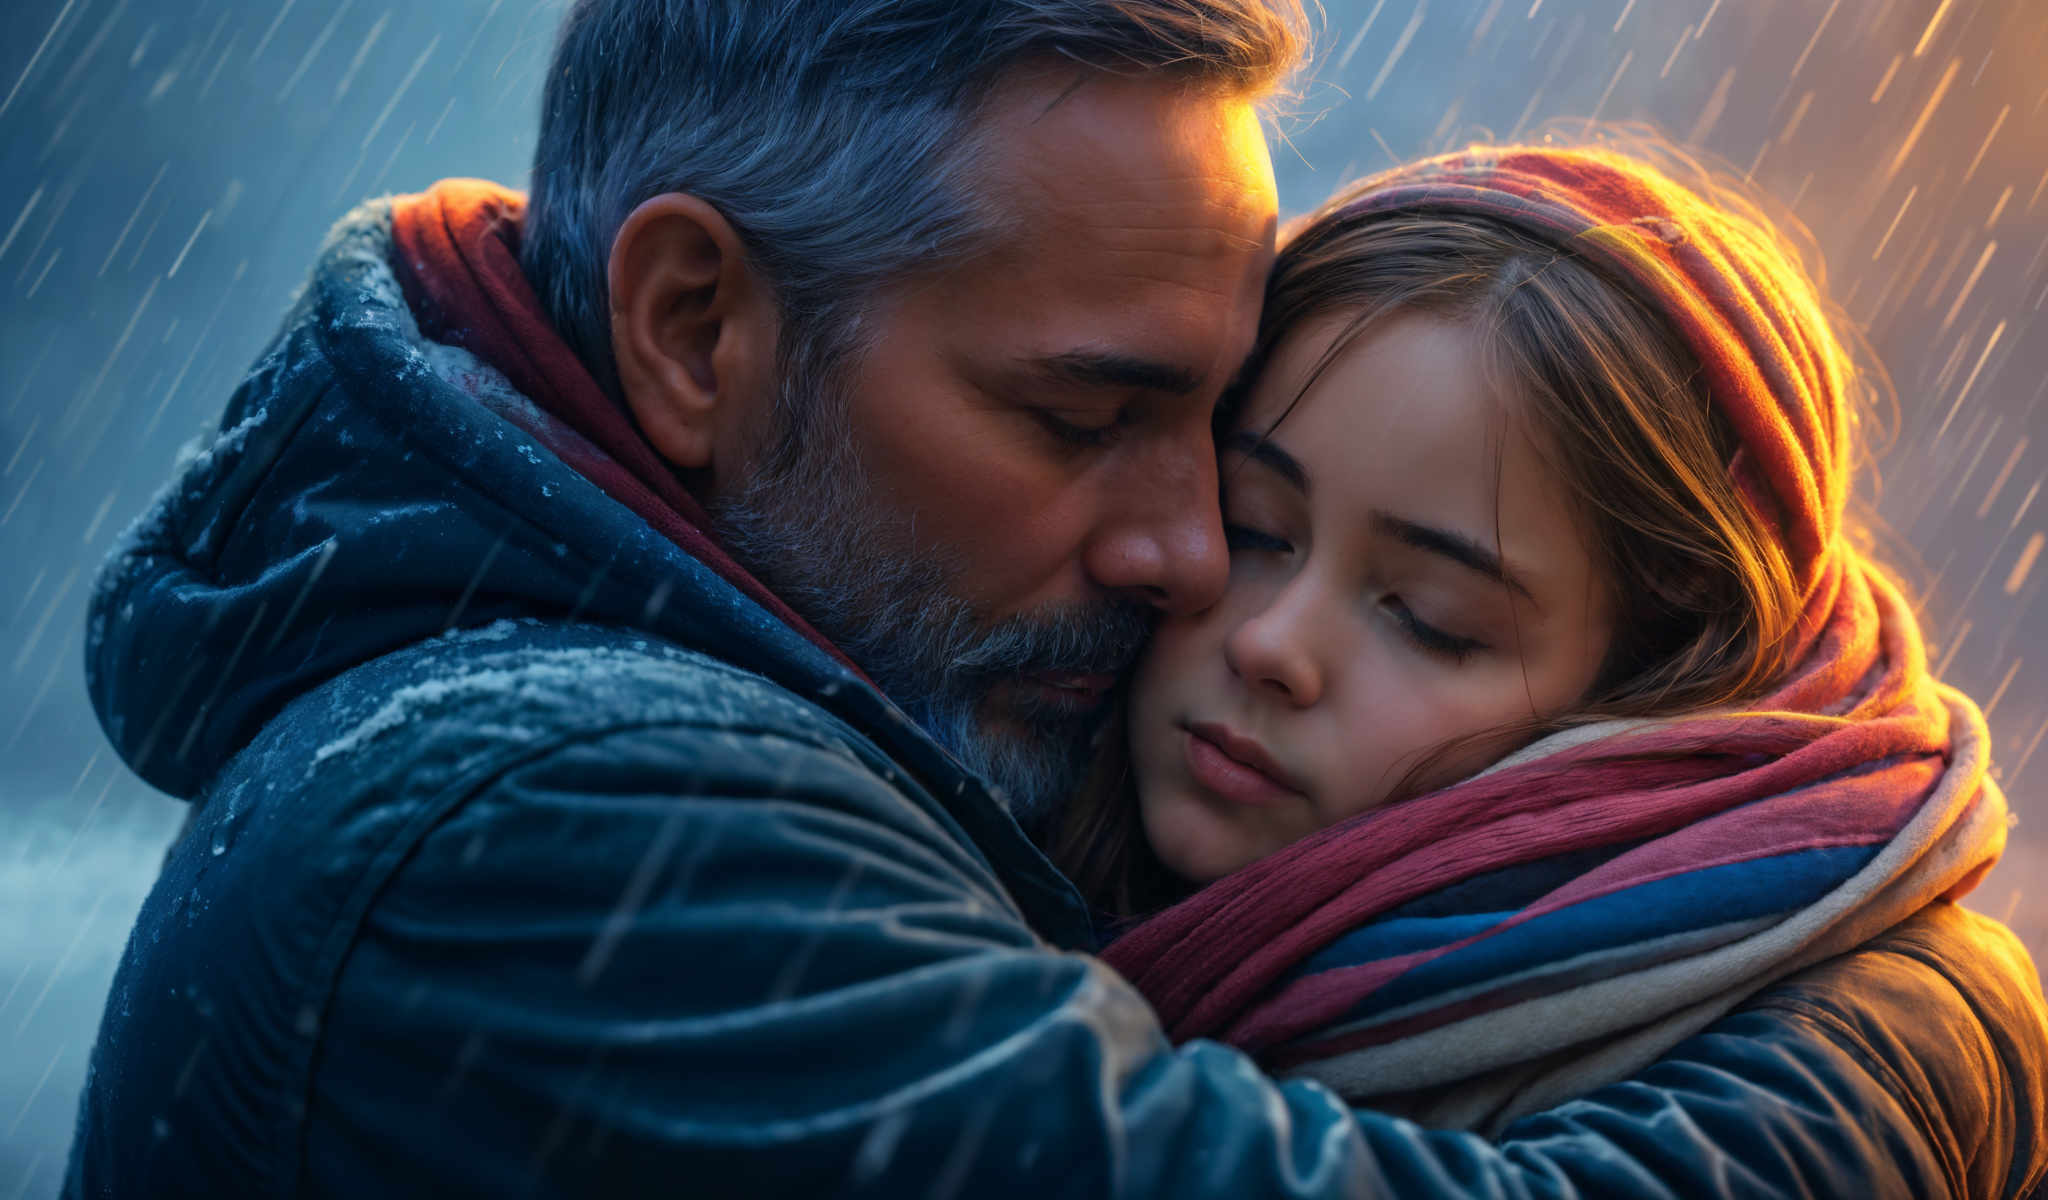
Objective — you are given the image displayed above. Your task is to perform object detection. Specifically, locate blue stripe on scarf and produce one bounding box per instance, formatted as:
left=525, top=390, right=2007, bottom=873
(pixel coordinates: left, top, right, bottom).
left=1294, top=843, right=1880, bottom=1026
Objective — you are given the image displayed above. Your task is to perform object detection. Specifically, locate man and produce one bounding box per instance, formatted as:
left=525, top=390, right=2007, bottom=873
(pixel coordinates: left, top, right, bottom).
left=69, top=1, right=2045, bottom=1196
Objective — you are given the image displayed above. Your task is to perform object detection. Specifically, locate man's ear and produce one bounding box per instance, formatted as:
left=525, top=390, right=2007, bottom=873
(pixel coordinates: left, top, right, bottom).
left=607, top=193, right=774, bottom=485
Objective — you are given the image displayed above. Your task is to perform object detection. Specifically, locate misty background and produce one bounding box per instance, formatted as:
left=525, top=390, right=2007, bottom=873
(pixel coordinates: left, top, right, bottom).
left=2, top=0, right=2044, bottom=1191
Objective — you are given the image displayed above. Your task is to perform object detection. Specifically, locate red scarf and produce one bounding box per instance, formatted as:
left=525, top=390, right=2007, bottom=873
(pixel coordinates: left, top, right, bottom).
left=388, top=179, right=862, bottom=677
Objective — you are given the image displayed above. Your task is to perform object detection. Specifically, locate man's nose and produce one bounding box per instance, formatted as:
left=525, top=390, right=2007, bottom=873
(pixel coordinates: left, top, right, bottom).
left=1083, top=441, right=1229, bottom=616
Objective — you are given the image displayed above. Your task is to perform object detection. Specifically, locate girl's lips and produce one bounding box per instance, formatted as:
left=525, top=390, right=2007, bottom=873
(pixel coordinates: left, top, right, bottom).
left=1183, top=726, right=1304, bottom=809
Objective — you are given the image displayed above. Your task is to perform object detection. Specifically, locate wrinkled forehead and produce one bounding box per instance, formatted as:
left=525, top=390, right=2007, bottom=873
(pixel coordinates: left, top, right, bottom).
left=929, top=71, right=1276, bottom=386
left=972, top=67, right=1278, bottom=257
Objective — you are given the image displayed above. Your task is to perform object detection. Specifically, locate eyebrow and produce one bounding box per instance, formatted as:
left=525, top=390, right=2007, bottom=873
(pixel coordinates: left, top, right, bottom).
left=1221, top=429, right=1537, bottom=602
left=1373, top=512, right=1535, bottom=602
left=1222, top=429, right=1309, bottom=493
left=1029, top=350, right=1205, bottom=397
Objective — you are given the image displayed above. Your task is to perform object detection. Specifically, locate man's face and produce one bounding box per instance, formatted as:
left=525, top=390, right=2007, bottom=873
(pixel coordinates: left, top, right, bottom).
left=712, top=70, right=1277, bottom=820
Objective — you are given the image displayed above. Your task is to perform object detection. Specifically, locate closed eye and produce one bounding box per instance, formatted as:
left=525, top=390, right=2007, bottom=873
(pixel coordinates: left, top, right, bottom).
left=1383, top=597, right=1485, bottom=662
left=1035, top=408, right=1126, bottom=449
left=1223, top=523, right=1292, bottom=554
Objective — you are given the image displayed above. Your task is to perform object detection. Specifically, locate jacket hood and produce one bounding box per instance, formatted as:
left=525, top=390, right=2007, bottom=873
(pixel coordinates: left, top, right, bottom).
left=86, top=199, right=882, bottom=802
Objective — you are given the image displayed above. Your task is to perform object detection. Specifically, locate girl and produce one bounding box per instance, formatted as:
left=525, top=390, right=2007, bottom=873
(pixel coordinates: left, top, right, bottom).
left=1056, top=140, right=2022, bottom=1133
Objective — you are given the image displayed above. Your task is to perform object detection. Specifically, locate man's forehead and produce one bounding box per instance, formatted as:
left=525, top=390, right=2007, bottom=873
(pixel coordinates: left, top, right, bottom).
left=892, top=71, right=1274, bottom=395
left=1026, top=190, right=1276, bottom=261
left=974, top=69, right=1278, bottom=243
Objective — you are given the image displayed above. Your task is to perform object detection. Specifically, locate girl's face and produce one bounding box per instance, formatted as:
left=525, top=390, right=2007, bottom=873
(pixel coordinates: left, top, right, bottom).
left=1129, top=309, right=1618, bottom=883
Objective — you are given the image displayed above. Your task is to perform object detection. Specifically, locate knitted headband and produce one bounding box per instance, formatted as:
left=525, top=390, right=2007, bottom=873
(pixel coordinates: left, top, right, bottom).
left=1321, top=145, right=1854, bottom=611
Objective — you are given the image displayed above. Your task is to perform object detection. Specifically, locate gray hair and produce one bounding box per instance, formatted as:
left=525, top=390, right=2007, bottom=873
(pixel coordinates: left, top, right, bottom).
left=522, top=0, right=1308, bottom=402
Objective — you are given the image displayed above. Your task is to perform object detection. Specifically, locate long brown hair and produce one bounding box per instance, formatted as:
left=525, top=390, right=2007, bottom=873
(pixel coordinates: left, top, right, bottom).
left=1055, top=141, right=1873, bottom=921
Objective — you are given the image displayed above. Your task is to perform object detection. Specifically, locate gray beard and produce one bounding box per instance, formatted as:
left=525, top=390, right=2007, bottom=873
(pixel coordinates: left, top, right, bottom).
left=704, top=376, right=1152, bottom=825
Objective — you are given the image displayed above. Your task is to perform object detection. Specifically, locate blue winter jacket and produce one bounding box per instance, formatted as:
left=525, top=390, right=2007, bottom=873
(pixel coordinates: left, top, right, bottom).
left=67, top=199, right=2048, bottom=1198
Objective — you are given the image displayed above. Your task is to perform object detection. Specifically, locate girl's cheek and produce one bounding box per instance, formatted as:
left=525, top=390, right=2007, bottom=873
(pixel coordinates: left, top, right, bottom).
left=1152, top=606, right=1236, bottom=688
left=1385, top=685, right=1535, bottom=799
left=1330, top=665, right=1481, bottom=809
left=1133, top=628, right=1192, bottom=711
left=1131, top=615, right=1226, bottom=764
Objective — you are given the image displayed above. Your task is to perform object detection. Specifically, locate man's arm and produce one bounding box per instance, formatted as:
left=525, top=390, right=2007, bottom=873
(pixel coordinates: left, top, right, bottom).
left=301, top=722, right=1976, bottom=1198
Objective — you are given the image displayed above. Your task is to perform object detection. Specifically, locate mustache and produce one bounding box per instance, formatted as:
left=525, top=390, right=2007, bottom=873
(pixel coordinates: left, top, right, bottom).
left=945, top=597, right=1157, bottom=680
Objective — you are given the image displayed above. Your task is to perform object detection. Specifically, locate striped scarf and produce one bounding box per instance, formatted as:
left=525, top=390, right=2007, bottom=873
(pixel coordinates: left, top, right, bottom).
left=1100, top=146, right=2008, bottom=1134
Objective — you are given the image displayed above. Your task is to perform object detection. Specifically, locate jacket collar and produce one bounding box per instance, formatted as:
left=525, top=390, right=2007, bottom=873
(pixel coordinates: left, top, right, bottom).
left=387, top=179, right=863, bottom=678
left=83, top=192, right=1095, bottom=946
